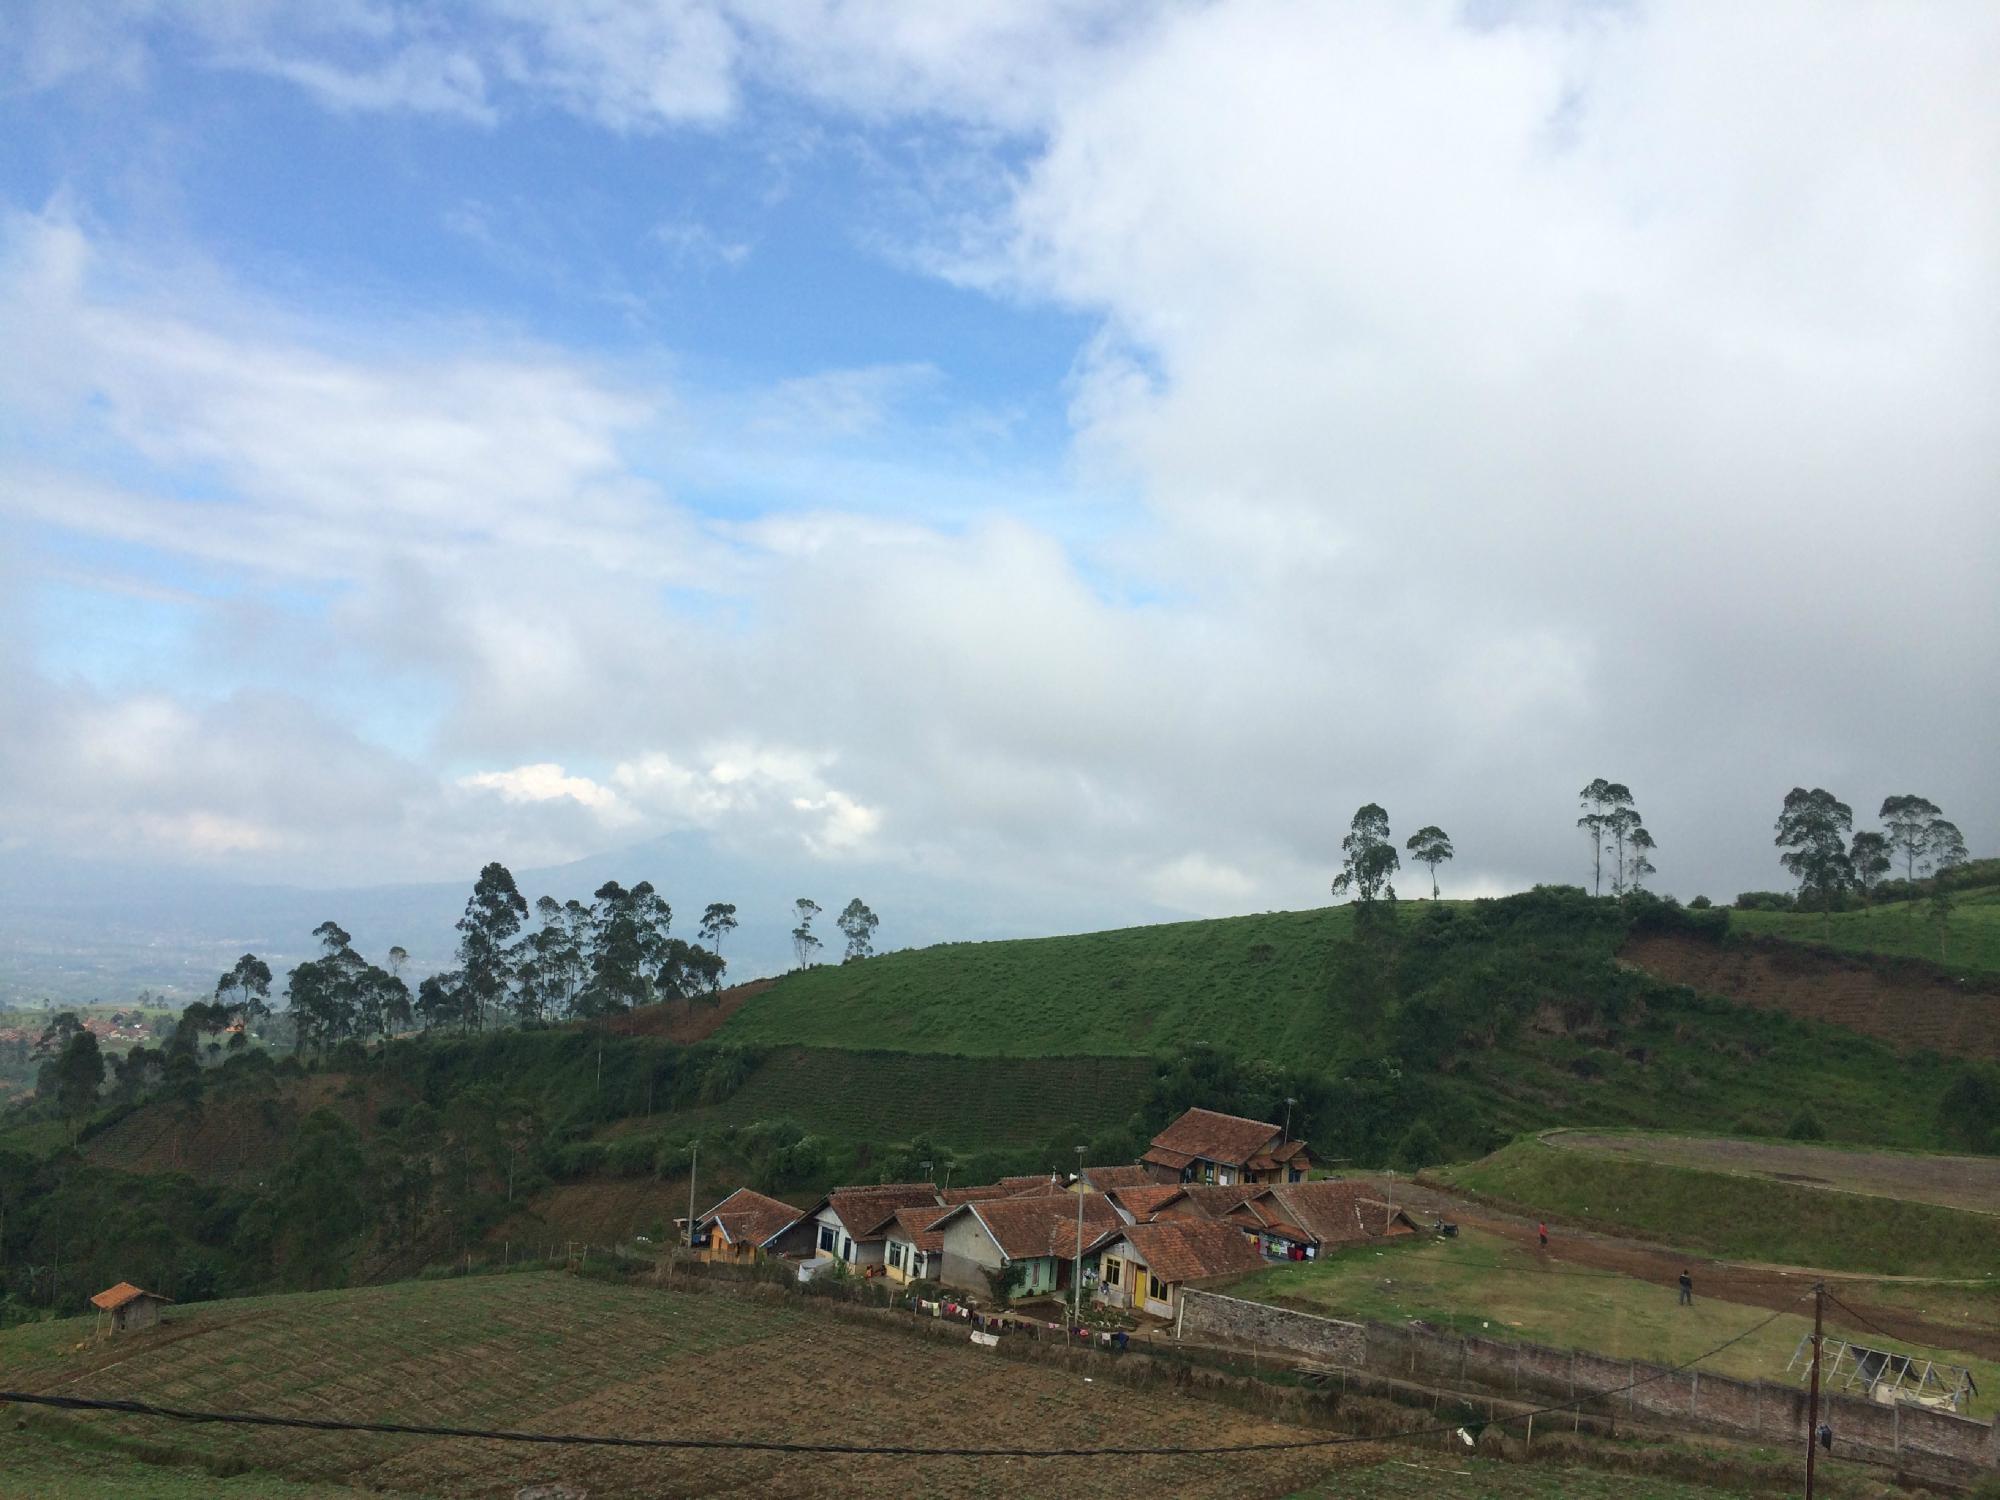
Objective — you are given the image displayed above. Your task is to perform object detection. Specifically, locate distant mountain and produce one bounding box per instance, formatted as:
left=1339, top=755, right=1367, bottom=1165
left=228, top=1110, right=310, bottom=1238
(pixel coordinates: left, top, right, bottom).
left=0, top=834, right=1171, bottom=1006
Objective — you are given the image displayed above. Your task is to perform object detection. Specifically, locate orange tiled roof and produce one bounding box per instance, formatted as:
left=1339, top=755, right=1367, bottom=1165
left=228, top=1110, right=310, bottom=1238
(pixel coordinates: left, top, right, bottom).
left=947, top=1194, right=1124, bottom=1261
left=824, top=1183, right=944, bottom=1239
left=1079, top=1164, right=1153, bottom=1191
left=698, top=1187, right=801, bottom=1247
left=1107, top=1184, right=1188, bottom=1220
left=90, top=1282, right=170, bottom=1311
left=1147, top=1107, right=1286, bottom=1168
left=885, top=1205, right=948, bottom=1254
left=1112, top=1218, right=1267, bottom=1284
left=1248, top=1180, right=1407, bottom=1247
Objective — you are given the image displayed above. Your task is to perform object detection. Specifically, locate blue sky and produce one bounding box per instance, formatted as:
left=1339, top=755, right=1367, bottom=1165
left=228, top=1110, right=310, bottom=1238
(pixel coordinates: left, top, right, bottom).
left=1, top=2, right=1995, bottom=979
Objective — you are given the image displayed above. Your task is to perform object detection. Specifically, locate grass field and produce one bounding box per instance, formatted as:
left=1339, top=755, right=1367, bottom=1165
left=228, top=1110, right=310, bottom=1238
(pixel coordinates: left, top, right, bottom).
left=0, top=1271, right=1366, bottom=1499
left=1226, top=1227, right=1998, bottom=1420
left=1733, top=881, right=2000, bottom=978
left=1434, top=1136, right=2000, bottom=1278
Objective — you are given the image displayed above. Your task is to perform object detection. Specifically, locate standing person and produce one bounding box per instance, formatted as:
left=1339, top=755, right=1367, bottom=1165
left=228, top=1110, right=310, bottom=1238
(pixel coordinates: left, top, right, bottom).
left=1538, top=1222, right=1548, bottom=1249
left=1678, top=1269, right=1693, bottom=1306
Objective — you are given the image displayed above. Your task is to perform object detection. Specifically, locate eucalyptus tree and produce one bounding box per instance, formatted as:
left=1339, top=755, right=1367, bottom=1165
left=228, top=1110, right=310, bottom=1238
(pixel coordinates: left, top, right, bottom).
left=790, top=898, right=823, bottom=968
left=698, top=902, right=739, bottom=955
left=836, top=898, right=880, bottom=961
left=1848, top=831, right=1892, bottom=913
left=457, top=863, right=529, bottom=1031
left=1331, top=804, right=1399, bottom=911
left=214, top=953, right=274, bottom=1030
left=1403, top=826, right=1454, bottom=901
left=1577, top=779, right=1636, bottom=896
left=1775, top=787, right=1855, bottom=933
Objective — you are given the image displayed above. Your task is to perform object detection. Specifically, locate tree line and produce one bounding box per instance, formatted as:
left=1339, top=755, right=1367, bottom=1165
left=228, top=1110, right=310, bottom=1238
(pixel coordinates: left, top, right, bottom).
left=1771, top=789, right=1969, bottom=951
left=199, top=865, right=886, bottom=1059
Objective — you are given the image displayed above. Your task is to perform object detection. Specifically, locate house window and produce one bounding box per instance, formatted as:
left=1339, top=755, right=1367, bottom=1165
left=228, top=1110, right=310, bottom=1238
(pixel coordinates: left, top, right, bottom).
left=1103, top=1258, right=1121, bottom=1287
left=888, top=1242, right=903, bottom=1270
left=818, top=1224, right=837, bottom=1254
left=1149, top=1272, right=1169, bottom=1302
left=841, top=1235, right=853, bottom=1261
left=1202, top=1163, right=1215, bottom=1184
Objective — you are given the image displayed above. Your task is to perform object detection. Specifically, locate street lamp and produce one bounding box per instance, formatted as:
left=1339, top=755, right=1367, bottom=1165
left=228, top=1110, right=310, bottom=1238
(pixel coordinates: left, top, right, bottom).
left=686, top=1138, right=699, bottom=1254
left=1072, top=1144, right=1087, bottom=1326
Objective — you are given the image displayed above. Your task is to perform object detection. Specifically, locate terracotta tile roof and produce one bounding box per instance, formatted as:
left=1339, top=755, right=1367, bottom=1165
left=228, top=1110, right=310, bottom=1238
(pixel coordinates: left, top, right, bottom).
left=1112, top=1218, right=1267, bottom=1284
left=90, top=1282, right=170, bottom=1311
left=938, top=1183, right=1025, bottom=1204
left=698, top=1187, right=801, bottom=1248
left=997, top=1174, right=1064, bottom=1193
left=1107, top=1185, right=1188, bottom=1220
left=1147, top=1107, right=1285, bottom=1168
left=1079, top=1164, right=1152, bottom=1191
left=885, top=1205, right=947, bottom=1254
left=947, top=1194, right=1125, bottom=1261
left=1140, top=1146, right=1196, bottom=1171
left=1168, top=1184, right=1260, bottom=1217
left=825, top=1183, right=943, bottom=1239
left=1248, top=1181, right=1407, bottom=1248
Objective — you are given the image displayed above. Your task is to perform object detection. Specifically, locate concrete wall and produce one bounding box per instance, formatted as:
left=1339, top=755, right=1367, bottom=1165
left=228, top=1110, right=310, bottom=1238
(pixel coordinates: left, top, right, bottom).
left=937, top=1213, right=1000, bottom=1293
left=1178, top=1293, right=2000, bottom=1488
left=1179, top=1291, right=1366, bottom=1365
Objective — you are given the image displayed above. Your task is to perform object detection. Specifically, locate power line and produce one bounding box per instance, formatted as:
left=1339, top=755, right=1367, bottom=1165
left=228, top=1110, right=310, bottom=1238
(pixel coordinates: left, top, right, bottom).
left=0, top=1295, right=1804, bottom=1461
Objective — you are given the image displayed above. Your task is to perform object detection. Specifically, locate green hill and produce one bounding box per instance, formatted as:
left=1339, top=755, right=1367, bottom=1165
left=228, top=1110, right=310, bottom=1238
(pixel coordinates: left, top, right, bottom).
left=1732, top=879, right=2000, bottom=978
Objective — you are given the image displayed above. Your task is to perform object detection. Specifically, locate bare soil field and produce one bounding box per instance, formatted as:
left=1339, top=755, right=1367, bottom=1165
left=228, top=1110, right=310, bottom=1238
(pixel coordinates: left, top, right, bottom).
left=619, top=978, right=776, bottom=1043
left=0, top=1272, right=1371, bottom=1500
left=1622, top=931, right=2000, bottom=1059
left=1545, top=1130, right=2000, bottom=1217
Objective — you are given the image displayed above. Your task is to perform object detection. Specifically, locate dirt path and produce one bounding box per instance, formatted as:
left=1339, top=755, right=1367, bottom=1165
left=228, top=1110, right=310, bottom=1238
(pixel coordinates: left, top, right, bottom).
left=1396, top=1180, right=2000, bottom=1361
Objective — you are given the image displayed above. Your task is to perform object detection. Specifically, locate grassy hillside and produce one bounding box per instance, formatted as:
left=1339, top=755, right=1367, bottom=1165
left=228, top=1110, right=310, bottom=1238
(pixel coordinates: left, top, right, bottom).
left=715, top=890, right=1986, bottom=1163
left=1434, top=1135, right=2000, bottom=1277
left=721, top=904, right=1380, bottom=1058
left=1733, top=880, right=2000, bottom=977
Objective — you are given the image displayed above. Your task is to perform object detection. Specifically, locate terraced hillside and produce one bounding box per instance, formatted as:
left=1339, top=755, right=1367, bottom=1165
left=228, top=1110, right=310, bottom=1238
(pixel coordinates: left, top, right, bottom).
left=1622, top=929, right=2000, bottom=1061
left=673, top=1046, right=1155, bottom=1149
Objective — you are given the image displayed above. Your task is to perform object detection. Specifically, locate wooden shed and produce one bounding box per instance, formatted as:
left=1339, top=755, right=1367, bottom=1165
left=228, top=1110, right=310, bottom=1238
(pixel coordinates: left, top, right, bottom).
left=90, top=1282, right=172, bottom=1334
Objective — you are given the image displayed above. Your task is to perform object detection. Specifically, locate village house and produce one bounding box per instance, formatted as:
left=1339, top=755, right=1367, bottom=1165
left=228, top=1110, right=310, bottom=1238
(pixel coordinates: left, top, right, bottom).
left=1104, top=1178, right=1415, bottom=1260
left=90, top=1282, right=171, bottom=1334
left=775, top=1183, right=944, bottom=1269
left=880, top=1206, right=946, bottom=1284
left=930, top=1193, right=1125, bottom=1297
left=687, top=1187, right=801, bottom=1265
left=1094, top=1218, right=1267, bottom=1320
left=1141, top=1106, right=1312, bottom=1186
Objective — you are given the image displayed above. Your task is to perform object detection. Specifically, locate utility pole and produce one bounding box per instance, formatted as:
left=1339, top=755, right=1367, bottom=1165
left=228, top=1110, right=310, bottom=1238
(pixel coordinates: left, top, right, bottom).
left=687, top=1139, right=699, bottom=1253
left=1282, top=1096, right=1295, bottom=1142
left=1072, top=1144, right=1086, bottom=1327
left=1806, top=1280, right=1824, bottom=1499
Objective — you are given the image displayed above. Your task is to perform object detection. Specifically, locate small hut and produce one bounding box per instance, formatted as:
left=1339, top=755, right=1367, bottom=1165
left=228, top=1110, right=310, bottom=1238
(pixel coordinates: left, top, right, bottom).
left=90, top=1282, right=172, bottom=1334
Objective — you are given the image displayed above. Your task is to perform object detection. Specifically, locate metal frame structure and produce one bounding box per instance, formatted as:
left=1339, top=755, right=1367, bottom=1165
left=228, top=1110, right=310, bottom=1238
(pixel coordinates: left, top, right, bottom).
left=1786, top=1334, right=1976, bottom=1412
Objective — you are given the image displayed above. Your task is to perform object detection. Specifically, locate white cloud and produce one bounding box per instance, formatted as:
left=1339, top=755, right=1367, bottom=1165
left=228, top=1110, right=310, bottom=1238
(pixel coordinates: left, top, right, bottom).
left=459, top=763, right=632, bottom=819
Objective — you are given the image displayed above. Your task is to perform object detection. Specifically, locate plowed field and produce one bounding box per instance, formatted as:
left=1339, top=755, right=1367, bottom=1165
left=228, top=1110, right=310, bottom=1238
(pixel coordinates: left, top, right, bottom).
left=0, top=1273, right=1372, bottom=1499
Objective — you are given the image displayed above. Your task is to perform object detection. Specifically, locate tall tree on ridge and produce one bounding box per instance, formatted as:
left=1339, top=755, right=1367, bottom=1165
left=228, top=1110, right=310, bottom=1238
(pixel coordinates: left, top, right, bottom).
left=1623, top=824, right=1658, bottom=892
left=1577, top=780, right=1635, bottom=896
left=836, top=899, right=880, bottom=962
left=214, top=953, right=273, bottom=1031
left=457, top=863, right=528, bottom=1032
left=1331, top=804, right=1399, bottom=911
left=791, top=898, right=823, bottom=969
left=1880, top=795, right=1944, bottom=884
left=699, top=902, right=739, bottom=955
left=1404, top=826, right=1454, bottom=901
left=1775, top=787, right=1855, bottom=934
left=584, top=880, right=673, bottom=1015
